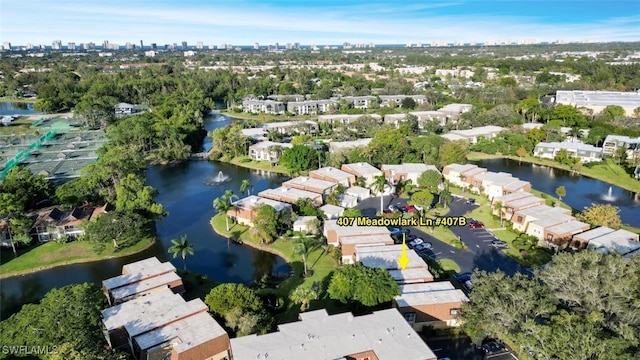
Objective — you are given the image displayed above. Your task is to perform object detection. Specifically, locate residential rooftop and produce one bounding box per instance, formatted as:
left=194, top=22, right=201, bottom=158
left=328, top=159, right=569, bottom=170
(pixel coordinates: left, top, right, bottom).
left=101, top=290, right=185, bottom=331
left=356, top=245, right=427, bottom=270
left=319, top=204, right=345, bottom=216
left=248, top=141, right=293, bottom=151
left=324, top=220, right=391, bottom=238
left=341, top=162, right=382, bottom=177
left=109, top=272, right=184, bottom=305
left=309, top=167, right=353, bottom=182
left=102, top=260, right=177, bottom=291
left=573, top=226, right=617, bottom=241
left=444, top=163, right=478, bottom=173
left=493, top=191, right=535, bottom=203
left=587, top=229, right=640, bottom=255
left=447, top=125, right=504, bottom=137
left=228, top=309, right=436, bottom=360
left=283, top=176, right=338, bottom=192
left=545, top=220, right=590, bottom=235
left=399, top=282, right=456, bottom=294
left=530, top=214, right=575, bottom=228
left=133, top=312, right=228, bottom=355
left=258, top=187, right=322, bottom=202
left=395, top=289, right=469, bottom=308
left=122, top=257, right=162, bottom=274
left=381, top=163, right=440, bottom=174
left=340, top=234, right=395, bottom=246
left=555, top=90, right=640, bottom=108
left=388, top=268, right=435, bottom=283
left=535, top=141, right=603, bottom=152
left=232, top=195, right=292, bottom=212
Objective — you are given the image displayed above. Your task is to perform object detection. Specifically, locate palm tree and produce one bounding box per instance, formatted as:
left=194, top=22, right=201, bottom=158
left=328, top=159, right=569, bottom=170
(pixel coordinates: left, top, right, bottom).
left=167, top=235, right=194, bottom=271
left=439, top=189, right=452, bottom=209
left=290, top=286, right=318, bottom=312
left=240, top=179, right=253, bottom=196
left=371, top=174, right=388, bottom=214
left=293, top=233, right=319, bottom=276
left=224, top=189, right=239, bottom=204
left=494, top=201, right=504, bottom=226
left=213, top=196, right=232, bottom=231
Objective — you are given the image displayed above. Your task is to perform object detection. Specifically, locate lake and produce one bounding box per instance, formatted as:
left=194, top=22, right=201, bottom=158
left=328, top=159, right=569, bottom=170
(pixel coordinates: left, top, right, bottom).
left=0, top=102, right=42, bottom=116
left=0, top=113, right=289, bottom=319
left=473, top=158, right=640, bottom=227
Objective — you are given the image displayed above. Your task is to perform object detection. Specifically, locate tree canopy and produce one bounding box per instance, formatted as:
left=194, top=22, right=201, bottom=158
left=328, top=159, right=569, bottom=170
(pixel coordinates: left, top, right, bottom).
left=204, top=283, right=273, bottom=336
left=579, top=203, right=622, bottom=229
left=327, top=264, right=400, bottom=307
left=0, top=283, right=128, bottom=360
left=461, top=251, right=640, bottom=359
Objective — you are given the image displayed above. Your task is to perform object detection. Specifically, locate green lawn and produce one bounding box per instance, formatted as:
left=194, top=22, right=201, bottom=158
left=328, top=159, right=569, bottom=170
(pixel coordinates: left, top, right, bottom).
left=222, top=156, right=291, bottom=175
left=0, top=116, right=37, bottom=135
left=438, top=258, right=461, bottom=273
left=493, top=230, right=554, bottom=267
left=467, top=151, right=640, bottom=193
left=0, top=237, right=156, bottom=278
left=210, top=214, right=340, bottom=323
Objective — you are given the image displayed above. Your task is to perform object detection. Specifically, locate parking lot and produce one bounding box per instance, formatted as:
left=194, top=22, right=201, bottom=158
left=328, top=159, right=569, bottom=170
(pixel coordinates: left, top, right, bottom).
left=425, top=336, right=518, bottom=360
left=355, top=195, right=530, bottom=276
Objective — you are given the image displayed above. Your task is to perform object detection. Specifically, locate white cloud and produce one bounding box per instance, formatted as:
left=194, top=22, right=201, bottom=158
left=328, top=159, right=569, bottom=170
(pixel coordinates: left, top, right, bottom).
left=1, top=1, right=638, bottom=44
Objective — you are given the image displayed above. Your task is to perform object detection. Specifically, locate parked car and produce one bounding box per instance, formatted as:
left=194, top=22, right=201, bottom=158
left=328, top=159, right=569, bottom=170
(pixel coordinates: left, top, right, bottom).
left=406, top=234, right=418, bottom=241
left=455, top=272, right=472, bottom=283
left=408, top=238, right=423, bottom=248
left=405, top=204, right=417, bottom=212
left=413, top=205, right=423, bottom=211
left=481, top=340, right=506, bottom=355
left=470, top=222, right=485, bottom=229
left=414, top=242, right=433, bottom=252
left=462, top=280, right=473, bottom=291
left=465, top=198, right=476, bottom=204
left=388, top=205, right=399, bottom=212
left=419, top=248, right=437, bottom=260
left=491, top=240, right=509, bottom=249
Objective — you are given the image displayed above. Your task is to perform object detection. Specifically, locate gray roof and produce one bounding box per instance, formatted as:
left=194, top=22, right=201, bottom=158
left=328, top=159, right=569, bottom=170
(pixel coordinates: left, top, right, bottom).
left=109, top=272, right=182, bottom=302
left=504, top=196, right=543, bottom=209
left=444, top=163, right=478, bottom=174
left=229, top=309, right=436, bottom=360
left=232, top=195, right=292, bottom=212
left=381, top=163, right=440, bottom=175
left=555, top=90, right=640, bottom=108
left=133, top=312, right=227, bottom=354
left=503, top=180, right=530, bottom=192
left=545, top=220, right=590, bottom=235
left=587, top=229, right=640, bottom=255
left=573, top=226, right=617, bottom=241
left=341, top=235, right=394, bottom=246
left=448, top=125, right=504, bottom=138
left=102, top=260, right=176, bottom=290
left=395, top=289, right=469, bottom=308
left=493, top=192, right=534, bottom=203
left=346, top=186, right=371, bottom=197
left=101, top=290, right=184, bottom=331
left=324, top=219, right=390, bottom=237
left=387, top=268, right=434, bottom=282
left=122, top=257, right=162, bottom=274
left=399, top=281, right=455, bottom=294
left=529, top=214, right=575, bottom=228
left=248, top=141, right=293, bottom=151
left=356, top=245, right=427, bottom=270
left=534, top=141, right=603, bottom=153
left=259, top=187, right=322, bottom=202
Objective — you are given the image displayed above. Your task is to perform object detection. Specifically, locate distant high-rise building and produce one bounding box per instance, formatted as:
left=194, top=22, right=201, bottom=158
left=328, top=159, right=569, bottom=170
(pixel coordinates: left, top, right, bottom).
left=181, top=41, right=188, bottom=50
left=253, top=42, right=260, bottom=50
left=25, top=43, right=33, bottom=50
left=274, top=42, right=279, bottom=49
left=140, top=40, right=144, bottom=49
left=294, top=42, right=300, bottom=50
left=67, top=42, right=76, bottom=50
left=151, top=43, right=157, bottom=50
left=125, top=42, right=133, bottom=50
left=196, top=41, right=203, bottom=49
left=2, top=42, right=11, bottom=51
left=102, top=40, right=109, bottom=49
left=286, top=43, right=292, bottom=50
left=52, top=40, right=62, bottom=50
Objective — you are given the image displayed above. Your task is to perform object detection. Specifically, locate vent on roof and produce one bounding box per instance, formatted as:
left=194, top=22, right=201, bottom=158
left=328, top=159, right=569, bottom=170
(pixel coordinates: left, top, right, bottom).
left=281, top=188, right=288, bottom=192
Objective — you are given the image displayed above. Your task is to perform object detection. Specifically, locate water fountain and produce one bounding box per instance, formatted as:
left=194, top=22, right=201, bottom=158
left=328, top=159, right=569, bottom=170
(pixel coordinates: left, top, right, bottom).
left=204, top=171, right=231, bottom=185
left=602, top=186, right=617, bottom=201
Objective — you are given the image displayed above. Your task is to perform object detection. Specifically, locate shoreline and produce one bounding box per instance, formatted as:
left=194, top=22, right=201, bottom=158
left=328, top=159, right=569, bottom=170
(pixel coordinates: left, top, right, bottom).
left=209, top=217, right=292, bottom=263
left=467, top=151, right=640, bottom=194
left=0, top=238, right=157, bottom=280
left=212, top=157, right=291, bottom=176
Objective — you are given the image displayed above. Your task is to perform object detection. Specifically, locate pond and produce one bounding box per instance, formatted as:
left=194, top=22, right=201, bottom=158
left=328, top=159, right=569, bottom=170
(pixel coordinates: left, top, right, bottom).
left=472, top=158, right=640, bottom=227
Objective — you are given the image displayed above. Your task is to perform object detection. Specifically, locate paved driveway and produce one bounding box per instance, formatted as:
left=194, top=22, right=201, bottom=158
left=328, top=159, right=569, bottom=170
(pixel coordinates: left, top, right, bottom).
left=355, top=195, right=529, bottom=276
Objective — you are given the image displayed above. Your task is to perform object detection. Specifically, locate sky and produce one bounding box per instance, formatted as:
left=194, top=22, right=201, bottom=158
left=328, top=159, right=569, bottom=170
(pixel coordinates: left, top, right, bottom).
left=1, top=0, right=639, bottom=46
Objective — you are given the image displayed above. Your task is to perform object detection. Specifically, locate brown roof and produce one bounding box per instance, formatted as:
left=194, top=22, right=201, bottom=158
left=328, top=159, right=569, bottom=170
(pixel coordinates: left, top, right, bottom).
left=91, top=203, right=115, bottom=219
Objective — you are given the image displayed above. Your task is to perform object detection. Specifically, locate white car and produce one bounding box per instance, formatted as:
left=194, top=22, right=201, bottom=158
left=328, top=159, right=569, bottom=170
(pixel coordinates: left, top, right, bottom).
left=414, top=242, right=433, bottom=252
left=408, top=238, right=424, bottom=248
left=414, top=205, right=423, bottom=211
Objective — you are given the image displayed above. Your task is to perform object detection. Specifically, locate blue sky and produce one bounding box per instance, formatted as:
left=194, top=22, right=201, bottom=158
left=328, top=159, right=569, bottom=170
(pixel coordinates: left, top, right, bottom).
left=1, top=0, right=639, bottom=45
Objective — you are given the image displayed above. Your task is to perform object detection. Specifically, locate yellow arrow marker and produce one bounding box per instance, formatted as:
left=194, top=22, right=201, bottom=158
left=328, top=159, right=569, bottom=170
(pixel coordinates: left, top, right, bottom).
left=398, top=233, right=410, bottom=270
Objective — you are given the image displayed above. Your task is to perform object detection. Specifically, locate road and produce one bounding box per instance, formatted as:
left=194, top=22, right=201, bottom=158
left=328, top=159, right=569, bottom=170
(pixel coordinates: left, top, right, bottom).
left=356, top=195, right=530, bottom=276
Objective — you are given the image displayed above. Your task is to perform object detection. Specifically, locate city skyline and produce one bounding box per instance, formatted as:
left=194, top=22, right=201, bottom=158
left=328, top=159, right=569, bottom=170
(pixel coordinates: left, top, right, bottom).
left=1, top=0, right=639, bottom=46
